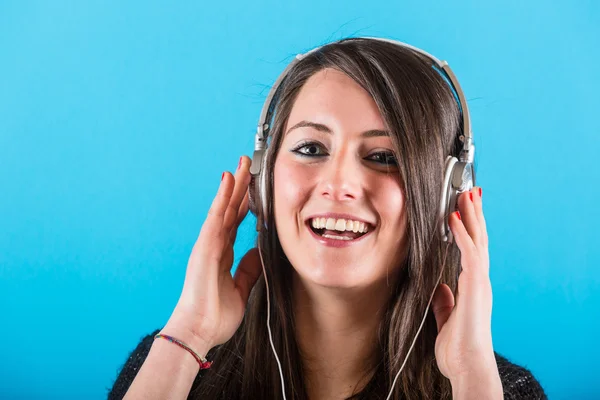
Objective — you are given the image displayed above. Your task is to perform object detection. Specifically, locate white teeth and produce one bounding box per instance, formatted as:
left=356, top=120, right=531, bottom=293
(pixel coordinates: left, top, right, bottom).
left=310, top=217, right=371, bottom=233
left=346, top=220, right=354, bottom=231
left=321, top=234, right=352, bottom=240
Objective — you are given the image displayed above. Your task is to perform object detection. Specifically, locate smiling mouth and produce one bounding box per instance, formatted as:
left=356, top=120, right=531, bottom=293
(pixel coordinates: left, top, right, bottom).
left=309, top=226, right=367, bottom=240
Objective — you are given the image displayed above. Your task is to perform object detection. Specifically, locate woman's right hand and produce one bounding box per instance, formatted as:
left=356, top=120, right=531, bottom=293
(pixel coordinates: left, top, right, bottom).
left=160, top=155, right=263, bottom=355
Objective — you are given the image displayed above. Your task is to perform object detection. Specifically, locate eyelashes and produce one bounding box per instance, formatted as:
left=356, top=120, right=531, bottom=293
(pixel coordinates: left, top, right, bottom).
left=290, top=141, right=398, bottom=167
left=292, top=141, right=323, bottom=157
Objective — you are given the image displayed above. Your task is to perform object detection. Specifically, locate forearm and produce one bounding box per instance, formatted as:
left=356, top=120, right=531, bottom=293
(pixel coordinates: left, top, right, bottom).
left=123, top=330, right=211, bottom=400
left=451, top=369, right=503, bottom=400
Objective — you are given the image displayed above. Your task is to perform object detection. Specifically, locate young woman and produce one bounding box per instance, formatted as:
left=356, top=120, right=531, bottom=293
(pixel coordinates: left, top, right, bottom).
left=108, top=38, right=547, bottom=399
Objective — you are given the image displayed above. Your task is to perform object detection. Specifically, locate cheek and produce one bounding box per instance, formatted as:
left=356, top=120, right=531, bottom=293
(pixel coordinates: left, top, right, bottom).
left=383, top=182, right=405, bottom=211
left=376, top=179, right=406, bottom=228
left=273, top=156, right=313, bottom=218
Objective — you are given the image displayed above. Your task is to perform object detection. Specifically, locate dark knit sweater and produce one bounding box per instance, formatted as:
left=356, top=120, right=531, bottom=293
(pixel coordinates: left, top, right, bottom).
left=107, top=328, right=547, bottom=399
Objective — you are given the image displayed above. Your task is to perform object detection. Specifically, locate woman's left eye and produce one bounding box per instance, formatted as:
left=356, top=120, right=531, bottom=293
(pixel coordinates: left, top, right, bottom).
left=368, top=151, right=398, bottom=166
left=291, top=142, right=397, bottom=166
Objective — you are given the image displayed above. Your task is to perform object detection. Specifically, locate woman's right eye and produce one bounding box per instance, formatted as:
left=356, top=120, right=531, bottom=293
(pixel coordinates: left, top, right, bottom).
left=291, top=142, right=327, bottom=157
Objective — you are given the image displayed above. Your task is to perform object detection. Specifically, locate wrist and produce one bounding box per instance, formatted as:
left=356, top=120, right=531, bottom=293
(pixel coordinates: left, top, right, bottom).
left=451, top=368, right=503, bottom=400
left=161, top=321, right=215, bottom=361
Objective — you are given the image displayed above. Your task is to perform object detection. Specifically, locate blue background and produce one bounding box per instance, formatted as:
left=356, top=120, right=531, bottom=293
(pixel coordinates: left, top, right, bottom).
left=1, top=1, right=598, bottom=399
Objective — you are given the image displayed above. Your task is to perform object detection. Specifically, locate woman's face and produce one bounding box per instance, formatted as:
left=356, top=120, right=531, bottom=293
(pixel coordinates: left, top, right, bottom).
left=273, top=68, right=408, bottom=289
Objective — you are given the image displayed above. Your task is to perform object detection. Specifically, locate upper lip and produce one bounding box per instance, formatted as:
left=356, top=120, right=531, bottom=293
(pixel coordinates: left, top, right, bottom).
left=305, top=213, right=376, bottom=228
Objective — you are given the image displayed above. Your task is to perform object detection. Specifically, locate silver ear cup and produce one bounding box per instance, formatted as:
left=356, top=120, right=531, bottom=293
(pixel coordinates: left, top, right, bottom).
left=248, top=176, right=260, bottom=217
left=452, top=160, right=474, bottom=194
left=248, top=149, right=270, bottom=232
left=439, top=156, right=474, bottom=242
left=259, top=152, right=269, bottom=225
left=439, top=156, right=458, bottom=242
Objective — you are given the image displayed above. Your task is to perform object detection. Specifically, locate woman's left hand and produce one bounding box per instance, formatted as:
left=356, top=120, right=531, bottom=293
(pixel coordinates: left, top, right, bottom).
left=432, top=186, right=502, bottom=388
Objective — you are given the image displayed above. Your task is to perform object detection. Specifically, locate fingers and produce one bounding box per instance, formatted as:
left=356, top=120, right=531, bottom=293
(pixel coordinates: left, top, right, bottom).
left=197, top=156, right=251, bottom=259
left=455, top=187, right=482, bottom=248
left=236, top=189, right=250, bottom=227
left=229, top=189, right=250, bottom=245
left=472, top=187, right=488, bottom=248
left=233, top=248, right=262, bottom=305
left=450, top=186, right=489, bottom=275
left=223, top=156, right=252, bottom=232
left=449, top=210, right=478, bottom=273
left=202, top=170, right=236, bottom=244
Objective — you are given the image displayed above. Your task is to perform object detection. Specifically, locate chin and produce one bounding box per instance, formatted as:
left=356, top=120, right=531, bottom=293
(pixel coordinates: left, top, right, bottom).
left=291, top=255, right=381, bottom=290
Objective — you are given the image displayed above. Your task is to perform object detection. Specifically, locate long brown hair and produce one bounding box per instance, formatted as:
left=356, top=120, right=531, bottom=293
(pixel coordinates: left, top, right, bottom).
left=191, top=37, right=467, bottom=399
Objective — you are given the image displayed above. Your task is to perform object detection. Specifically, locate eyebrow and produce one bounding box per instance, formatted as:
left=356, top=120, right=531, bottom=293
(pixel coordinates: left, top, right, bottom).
left=285, top=120, right=390, bottom=138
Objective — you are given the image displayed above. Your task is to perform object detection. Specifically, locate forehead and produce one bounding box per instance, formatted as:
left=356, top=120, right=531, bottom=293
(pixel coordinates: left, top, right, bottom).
left=285, top=68, right=386, bottom=134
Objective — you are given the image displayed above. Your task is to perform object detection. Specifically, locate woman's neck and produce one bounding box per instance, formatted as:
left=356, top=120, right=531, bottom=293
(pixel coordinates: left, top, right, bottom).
left=292, top=274, right=395, bottom=400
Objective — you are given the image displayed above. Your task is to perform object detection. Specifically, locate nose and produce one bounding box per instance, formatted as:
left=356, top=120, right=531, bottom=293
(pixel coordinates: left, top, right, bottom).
left=318, top=150, right=364, bottom=202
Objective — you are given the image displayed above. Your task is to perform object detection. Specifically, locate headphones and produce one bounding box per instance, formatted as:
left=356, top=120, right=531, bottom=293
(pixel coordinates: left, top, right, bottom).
left=248, top=37, right=475, bottom=399
left=248, top=37, right=475, bottom=243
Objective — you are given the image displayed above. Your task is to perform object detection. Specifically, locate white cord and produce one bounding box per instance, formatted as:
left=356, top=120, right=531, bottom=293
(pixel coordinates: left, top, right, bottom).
left=257, top=242, right=288, bottom=400
left=258, top=240, right=450, bottom=400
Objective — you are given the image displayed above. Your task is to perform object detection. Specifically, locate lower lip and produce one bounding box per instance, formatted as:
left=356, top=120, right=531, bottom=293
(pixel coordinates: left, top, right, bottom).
left=306, top=223, right=373, bottom=248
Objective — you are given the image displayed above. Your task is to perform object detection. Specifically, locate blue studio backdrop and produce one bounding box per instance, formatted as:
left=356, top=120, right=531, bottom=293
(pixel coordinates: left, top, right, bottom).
left=1, top=1, right=598, bottom=399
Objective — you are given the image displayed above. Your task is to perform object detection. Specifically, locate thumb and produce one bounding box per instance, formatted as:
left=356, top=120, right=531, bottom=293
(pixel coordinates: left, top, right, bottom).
left=432, top=283, right=455, bottom=333
left=233, top=247, right=262, bottom=305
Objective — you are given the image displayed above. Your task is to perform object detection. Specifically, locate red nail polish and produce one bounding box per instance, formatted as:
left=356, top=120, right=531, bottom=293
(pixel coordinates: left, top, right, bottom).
left=455, top=211, right=461, bottom=220
left=221, top=172, right=225, bottom=181
left=469, top=192, right=473, bottom=202
left=237, top=157, right=242, bottom=170
left=478, top=187, right=482, bottom=197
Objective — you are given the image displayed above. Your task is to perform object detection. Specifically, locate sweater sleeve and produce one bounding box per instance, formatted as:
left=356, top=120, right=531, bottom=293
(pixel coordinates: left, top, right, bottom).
left=106, top=328, right=162, bottom=400
left=495, top=351, right=548, bottom=400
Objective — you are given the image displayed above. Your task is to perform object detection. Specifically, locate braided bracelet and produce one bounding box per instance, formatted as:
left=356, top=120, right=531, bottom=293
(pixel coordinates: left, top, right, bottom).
left=154, top=333, right=213, bottom=370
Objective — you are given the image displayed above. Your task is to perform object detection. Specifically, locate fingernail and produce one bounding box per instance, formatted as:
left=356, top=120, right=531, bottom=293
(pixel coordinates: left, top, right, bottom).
left=478, top=187, right=482, bottom=198
left=237, top=157, right=242, bottom=171
left=469, top=192, right=473, bottom=202
left=221, top=172, right=225, bottom=181
left=455, top=211, right=461, bottom=220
